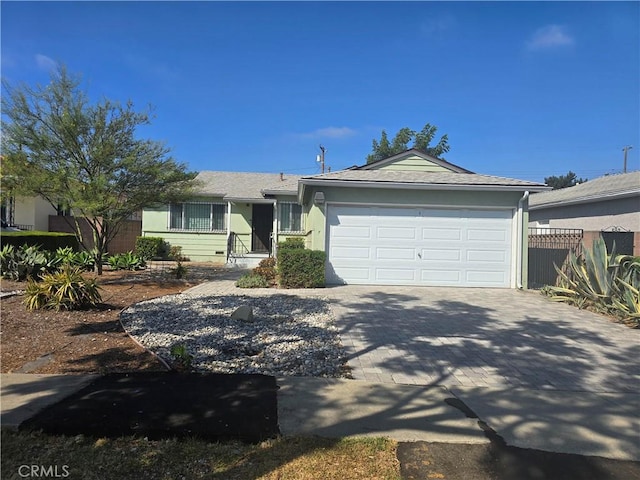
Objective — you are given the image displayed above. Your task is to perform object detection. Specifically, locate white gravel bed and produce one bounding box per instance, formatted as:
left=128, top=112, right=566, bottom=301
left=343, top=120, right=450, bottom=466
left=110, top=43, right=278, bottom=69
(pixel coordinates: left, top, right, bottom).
left=120, top=293, right=349, bottom=377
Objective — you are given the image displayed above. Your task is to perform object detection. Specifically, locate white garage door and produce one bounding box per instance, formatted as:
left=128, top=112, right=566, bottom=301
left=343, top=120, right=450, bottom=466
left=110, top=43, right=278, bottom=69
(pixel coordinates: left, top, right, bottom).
left=326, top=205, right=514, bottom=287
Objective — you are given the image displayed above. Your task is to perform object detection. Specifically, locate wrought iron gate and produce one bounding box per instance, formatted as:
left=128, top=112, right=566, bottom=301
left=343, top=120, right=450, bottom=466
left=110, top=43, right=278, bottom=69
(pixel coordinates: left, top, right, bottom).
left=601, top=229, right=634, bottom=255
left=528, top=228, right=583, bottom=289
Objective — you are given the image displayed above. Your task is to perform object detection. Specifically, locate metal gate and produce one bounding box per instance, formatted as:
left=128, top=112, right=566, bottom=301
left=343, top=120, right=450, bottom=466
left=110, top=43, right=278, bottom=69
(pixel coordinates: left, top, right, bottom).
left=601, top=229, right=634, bottom=255
left=528, top=228, right=583, bottom=289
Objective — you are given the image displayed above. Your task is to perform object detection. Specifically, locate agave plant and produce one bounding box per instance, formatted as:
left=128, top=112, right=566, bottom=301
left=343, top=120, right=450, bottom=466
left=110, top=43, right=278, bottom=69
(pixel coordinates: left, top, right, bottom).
left=544, top=237, right=639, bottom=325
left=107, top=251, right=146, bottom=271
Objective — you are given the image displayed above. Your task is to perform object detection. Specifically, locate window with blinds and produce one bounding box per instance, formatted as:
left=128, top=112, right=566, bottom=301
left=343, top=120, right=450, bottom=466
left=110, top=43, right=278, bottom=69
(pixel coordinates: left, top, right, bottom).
left=278, top=202, right=303, bottom=232
left=169, top=203, right=226, bottom=231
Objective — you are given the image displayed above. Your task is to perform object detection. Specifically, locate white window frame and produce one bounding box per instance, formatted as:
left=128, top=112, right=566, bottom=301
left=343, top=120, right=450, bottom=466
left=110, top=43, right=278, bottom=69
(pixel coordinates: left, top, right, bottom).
left=169, top=202, right=226, bottom=232
left=278, top=202, right=304, bottom=233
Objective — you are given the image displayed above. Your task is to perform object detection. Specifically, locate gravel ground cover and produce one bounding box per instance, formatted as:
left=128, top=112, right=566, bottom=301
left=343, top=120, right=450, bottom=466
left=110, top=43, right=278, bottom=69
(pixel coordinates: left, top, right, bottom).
left=120, top=293, right=350, bottom=377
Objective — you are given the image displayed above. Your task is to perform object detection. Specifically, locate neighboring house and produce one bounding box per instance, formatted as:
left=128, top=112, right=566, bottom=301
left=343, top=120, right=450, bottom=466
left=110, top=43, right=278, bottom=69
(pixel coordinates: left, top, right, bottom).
left=142, top=149, right=548, bottom=288
left=1, top=194, right=142, bottom=254
left=1, top=195, right=58, bottom=231
left=529, top=171, right=640, bottom=254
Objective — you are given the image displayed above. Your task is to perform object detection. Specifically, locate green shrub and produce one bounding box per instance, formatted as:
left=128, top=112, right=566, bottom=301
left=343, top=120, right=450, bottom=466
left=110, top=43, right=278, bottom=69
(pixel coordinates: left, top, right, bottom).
left=170, top=343, right=193, bottom=371
left=24, top=265, right=102, bottom=311
left=236, top=273, right=269, bottom=288
left=278, top=237, right=305, bottom=250
left=170, top=261, right=188, bottom=279
left=0, top=231, right=78, bottom=251
left=278, top=249, right=325, bottom=288
left=135, top=236, right=169, bottom=260
left=169, top=245, right=188, bottom=262
left=253, top=257, right=277, bottom=284
left=107, top=252, right=146, bottom=271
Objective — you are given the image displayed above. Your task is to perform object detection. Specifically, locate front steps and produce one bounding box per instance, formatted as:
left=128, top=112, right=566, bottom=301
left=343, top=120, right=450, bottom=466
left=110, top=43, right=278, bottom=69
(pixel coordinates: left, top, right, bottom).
left=227, top=252, right=270, bottom=269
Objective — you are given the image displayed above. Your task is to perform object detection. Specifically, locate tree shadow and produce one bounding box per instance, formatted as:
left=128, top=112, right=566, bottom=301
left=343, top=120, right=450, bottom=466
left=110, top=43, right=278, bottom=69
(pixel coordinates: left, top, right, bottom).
left=327, top=287, right=640, bottom=460
left=8, top=284, right=637, bottom=478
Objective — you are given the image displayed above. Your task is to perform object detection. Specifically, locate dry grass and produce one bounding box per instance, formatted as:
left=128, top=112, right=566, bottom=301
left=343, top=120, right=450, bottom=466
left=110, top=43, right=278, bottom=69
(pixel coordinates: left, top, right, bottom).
left=1, top=430, right=401, bottom=480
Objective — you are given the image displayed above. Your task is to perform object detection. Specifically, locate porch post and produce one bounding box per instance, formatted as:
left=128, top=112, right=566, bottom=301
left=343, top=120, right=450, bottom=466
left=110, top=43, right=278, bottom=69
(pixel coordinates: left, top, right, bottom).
left=226, top=201, right=232, bottom=259
left=272, top=201, right=278, bottom=256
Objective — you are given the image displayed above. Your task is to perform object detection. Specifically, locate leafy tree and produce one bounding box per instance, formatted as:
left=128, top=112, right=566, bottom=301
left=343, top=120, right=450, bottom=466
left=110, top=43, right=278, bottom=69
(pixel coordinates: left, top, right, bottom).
left=367, top=122, right=450, bottom=164
left=544, top=171, right=587, bottom=190
left=1, top=66, right=198, bottom=274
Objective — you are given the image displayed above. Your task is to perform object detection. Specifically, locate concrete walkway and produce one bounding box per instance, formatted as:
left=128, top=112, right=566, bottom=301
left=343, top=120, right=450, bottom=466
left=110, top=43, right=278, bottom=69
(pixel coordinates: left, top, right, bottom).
left=184, top=279, right=640, bottom=460
left=1, top=373, right=486, bottom=446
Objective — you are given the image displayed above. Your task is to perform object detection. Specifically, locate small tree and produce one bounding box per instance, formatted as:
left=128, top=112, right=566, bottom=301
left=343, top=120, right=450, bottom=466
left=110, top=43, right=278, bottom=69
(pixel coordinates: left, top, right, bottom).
left=367, top=122, right=450, bottom=164
left=544, top=171, right=587, bottom=190
left=1, top=66, right=199, bottom=273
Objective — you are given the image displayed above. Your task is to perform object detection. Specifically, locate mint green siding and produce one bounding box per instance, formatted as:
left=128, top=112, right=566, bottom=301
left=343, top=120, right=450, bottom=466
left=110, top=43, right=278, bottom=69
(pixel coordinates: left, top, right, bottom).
left=142, top=203, right=227, bottom=261
left=376, top=155, right=450, bottom=172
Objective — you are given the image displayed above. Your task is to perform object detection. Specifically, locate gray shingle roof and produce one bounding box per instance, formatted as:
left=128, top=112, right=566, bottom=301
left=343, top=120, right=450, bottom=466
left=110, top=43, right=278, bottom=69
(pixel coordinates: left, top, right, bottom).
left=194, top=171, right=299, bottom=199
left=529, top=171, right=640, bottom=209
left=300, top=169, right=547, bottom=189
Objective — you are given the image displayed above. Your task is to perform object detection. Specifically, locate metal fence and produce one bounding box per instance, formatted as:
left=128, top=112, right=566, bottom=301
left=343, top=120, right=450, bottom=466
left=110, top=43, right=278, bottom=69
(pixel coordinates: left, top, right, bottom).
left=528, top=228, right=583, bottom=289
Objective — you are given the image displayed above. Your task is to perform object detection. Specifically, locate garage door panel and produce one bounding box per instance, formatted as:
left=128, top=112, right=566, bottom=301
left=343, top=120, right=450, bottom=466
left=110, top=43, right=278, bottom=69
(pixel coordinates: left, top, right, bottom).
left=466, top=270, right=509, bottom=285
left=377, top=226, right=416, bottom=240
left=330, top=267, right=371, bottom=282
left=466, top=249, right=509, bottom=263
left=421, top=248, right=461, bottom=261
left=421, top=269, right=462, bottom=284
left=327, top=205, right=513, bottom=287
left=376, top=247, right=415, bottom=260
left=422, top=228, right=463, bottom=241
left=467, top=228, right=509, bottom=242
left=331, top=246, right=371, bottom=260
left=375, top=268, right=416, bottom=281
left=332, top=225, right=371, bottom=239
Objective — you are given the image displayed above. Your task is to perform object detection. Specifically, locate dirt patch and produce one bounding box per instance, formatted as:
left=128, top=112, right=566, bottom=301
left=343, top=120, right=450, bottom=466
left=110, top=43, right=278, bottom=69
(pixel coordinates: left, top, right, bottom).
left=0, top=263, right=230, bottom=374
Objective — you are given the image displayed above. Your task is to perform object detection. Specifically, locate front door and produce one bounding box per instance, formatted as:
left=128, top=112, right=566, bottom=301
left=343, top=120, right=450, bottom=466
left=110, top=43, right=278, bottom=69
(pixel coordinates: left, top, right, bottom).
left=252, top=204, right=273, bottom=253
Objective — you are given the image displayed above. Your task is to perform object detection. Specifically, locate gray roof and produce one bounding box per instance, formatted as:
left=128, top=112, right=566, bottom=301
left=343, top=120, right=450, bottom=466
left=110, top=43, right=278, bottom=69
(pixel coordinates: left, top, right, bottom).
left=300, top=169, right=547, bottom=190
left=529, top=171, right=640, bottom=209
left=194, top=171, right=299, bottom=199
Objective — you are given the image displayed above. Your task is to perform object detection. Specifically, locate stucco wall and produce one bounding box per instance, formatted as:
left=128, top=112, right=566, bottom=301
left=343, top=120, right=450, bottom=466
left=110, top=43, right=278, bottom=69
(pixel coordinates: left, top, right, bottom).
left=13, top=196, right=57, bottom=231
left=529, top=197, right=639, bottom=231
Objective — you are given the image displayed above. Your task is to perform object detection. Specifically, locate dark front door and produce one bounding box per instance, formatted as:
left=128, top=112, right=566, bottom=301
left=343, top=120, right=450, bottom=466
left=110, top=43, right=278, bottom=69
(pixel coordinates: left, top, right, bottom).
left=252, top=204, right=273, bottom=253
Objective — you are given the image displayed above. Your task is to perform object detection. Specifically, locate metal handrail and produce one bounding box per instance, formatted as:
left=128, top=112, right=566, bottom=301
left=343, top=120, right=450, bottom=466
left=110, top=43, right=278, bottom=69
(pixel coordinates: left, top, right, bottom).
left=227, top=232, right=250, bottom=262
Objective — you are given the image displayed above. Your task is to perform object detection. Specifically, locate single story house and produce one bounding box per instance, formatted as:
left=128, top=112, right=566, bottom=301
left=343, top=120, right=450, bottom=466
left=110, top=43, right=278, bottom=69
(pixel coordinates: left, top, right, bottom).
left=529, top=171, right=640, bottom=255
left=142, top=149, right=548, bottom=288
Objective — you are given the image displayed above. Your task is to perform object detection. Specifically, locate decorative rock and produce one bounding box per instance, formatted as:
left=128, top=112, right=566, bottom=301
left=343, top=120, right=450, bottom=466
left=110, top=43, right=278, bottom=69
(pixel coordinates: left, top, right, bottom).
left=231, top=305, right=254, bottom=322
left=119, top=293, right=347, bottom=378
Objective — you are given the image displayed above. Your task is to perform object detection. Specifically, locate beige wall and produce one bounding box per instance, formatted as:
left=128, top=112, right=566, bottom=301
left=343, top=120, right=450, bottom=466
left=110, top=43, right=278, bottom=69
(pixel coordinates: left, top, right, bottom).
left=13, top=196, right=57, bottom=231
left=529, top=197, right=639, bottom=232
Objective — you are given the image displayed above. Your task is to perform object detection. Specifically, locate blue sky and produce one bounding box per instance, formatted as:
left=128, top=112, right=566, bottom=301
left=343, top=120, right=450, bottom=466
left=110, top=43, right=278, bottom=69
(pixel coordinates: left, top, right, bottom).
left=2, top=1, right=639, bottom=182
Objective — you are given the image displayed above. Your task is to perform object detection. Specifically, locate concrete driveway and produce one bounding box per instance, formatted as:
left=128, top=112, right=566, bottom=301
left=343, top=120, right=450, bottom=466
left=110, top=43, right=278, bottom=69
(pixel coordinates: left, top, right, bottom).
left=324, top=285, right=640, bottom=460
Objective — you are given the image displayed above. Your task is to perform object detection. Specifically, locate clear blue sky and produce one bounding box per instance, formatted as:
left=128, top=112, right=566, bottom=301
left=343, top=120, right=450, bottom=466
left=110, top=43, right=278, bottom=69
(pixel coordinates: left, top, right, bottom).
left=2, top=1, right=639, bottom=182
